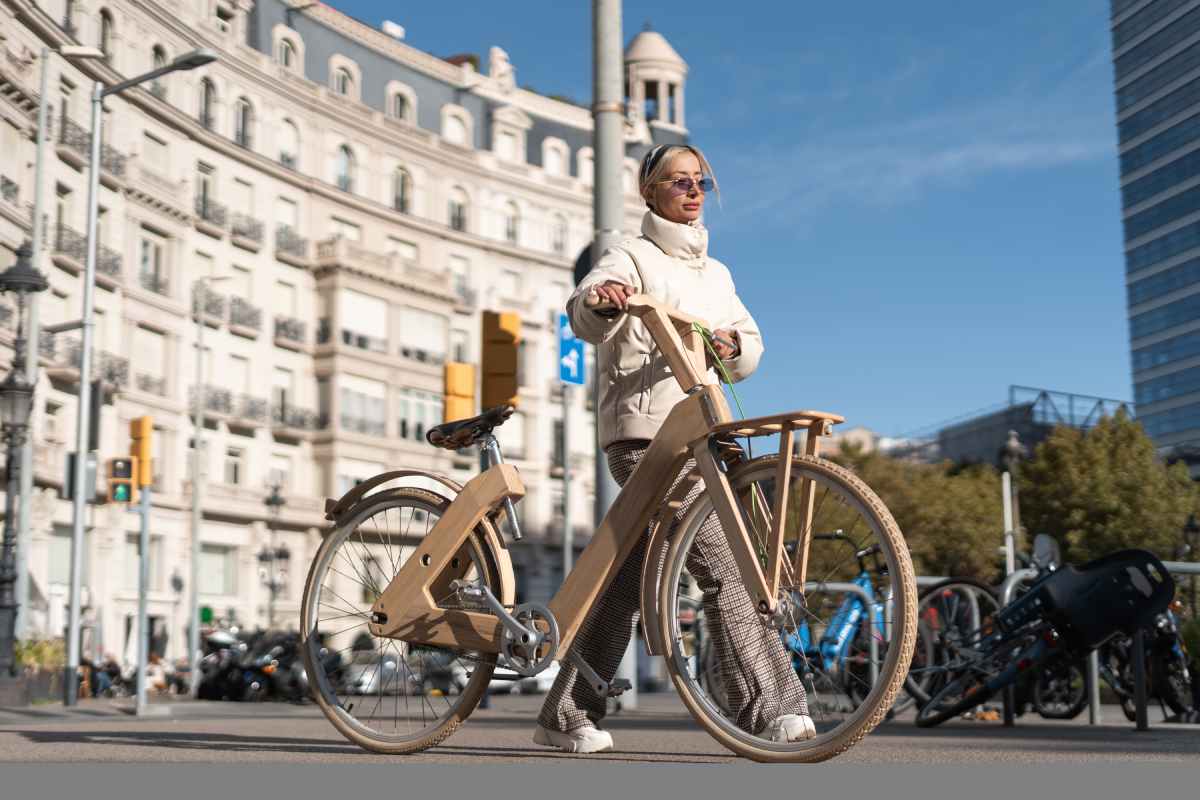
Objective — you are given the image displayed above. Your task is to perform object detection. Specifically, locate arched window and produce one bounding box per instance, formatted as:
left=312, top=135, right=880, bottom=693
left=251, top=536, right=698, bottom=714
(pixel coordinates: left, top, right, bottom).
left=335, top=68, right=353, bottom=97
left=552, top=214, right=568, bottom=255
left=199, top=78, right=217, bottom=129
left=279, top=119, right=299, bottom=169
left=336, top=145, right=355, bottom=192
left=278, top=39, right=297, bottom=69
left=448, top=187, right=468, bottom=232
left=545, top=146, right=565, bottom=176
left=151, top=45, right=168, bottom=98
left=234, top=97, right=253, bottom=148
left=99, top=10, right=114, bottom=60
left=391, top=93, right=409, bottom=120
left=444, top=115, right=467, bottom=146
left=503, top=201, right=519, bottom=244
left=392, top=168, right=412, bottom=214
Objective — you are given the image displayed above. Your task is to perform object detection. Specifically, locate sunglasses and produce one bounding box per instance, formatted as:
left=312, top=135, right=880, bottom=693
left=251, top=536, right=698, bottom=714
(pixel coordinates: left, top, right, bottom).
left=657, top=176, right=715, bottom=195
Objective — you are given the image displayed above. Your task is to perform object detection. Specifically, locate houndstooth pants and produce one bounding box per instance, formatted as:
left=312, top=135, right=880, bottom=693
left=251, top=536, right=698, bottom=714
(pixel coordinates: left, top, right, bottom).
left=537, top=439, right=808, bottom=735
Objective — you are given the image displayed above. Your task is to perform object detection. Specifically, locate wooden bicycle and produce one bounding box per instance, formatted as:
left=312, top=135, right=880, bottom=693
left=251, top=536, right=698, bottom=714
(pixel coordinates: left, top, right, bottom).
left=300, top=294, right=917, bottom=762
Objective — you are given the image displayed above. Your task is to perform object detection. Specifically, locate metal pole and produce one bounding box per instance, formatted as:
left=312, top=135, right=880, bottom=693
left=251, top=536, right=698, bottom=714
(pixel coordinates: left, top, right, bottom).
left=63, top=82, right=103, bottom=706
left=1087, top=649, right=1102, bottom=725
left=1, top=426, right=26, bottom=677
left=1132, top=626, right=1149, bottom=731
left=14, top=47, right=51, bottom=642
left=561, top=384, right=572, bottom=578
left=593, top=0, right=635, bottom=711
left=135, top=486, right=150, bottom=714
left=188, top=281, right=205, bottom=698
left=1001, top=471, right=1015, bottom=577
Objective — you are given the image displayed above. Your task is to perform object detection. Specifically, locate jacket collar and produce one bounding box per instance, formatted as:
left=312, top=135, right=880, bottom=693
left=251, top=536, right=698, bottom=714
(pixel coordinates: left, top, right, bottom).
left=641, top=210, right=708, bottom=264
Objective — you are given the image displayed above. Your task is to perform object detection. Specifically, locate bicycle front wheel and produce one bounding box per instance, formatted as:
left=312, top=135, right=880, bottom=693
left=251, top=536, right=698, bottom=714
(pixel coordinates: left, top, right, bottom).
left=658, top=454, right=916, bottom=762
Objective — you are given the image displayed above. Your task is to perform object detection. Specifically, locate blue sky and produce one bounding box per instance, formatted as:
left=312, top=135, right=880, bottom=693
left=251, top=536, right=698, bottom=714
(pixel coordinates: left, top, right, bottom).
left=342, top=1, right=1127, bottom=437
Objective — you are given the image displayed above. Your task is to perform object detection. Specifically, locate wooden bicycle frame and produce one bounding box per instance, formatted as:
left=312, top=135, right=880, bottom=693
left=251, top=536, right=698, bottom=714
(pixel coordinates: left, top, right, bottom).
left=366, top=295, right=842, bottom=658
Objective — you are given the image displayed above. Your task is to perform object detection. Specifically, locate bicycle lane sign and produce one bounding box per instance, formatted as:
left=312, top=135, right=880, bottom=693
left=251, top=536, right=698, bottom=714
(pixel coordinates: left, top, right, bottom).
left=558, top=312, right=585, bottom=385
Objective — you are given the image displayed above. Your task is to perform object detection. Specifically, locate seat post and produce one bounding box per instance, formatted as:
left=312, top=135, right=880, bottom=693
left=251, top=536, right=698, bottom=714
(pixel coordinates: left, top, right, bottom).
left=480, top=434, right=523, bottom=541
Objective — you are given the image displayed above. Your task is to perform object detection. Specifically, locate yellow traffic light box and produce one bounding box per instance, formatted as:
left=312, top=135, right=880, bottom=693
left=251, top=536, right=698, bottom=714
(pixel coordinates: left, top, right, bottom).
left=443, top=362, right=476, bottom=423
left=130, top=416, right=153, bottom=488
left=481, top=310, right=520, bottom=410
left=108, top=457, right=138, bottom=504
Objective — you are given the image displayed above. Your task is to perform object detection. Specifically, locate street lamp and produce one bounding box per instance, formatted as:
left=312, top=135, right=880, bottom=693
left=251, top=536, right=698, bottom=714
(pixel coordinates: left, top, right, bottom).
left=64, top=47, right=218, bottom=706
left=259, top=484, right=288, bottom=629
left=0, top=242, right=49, bottom=682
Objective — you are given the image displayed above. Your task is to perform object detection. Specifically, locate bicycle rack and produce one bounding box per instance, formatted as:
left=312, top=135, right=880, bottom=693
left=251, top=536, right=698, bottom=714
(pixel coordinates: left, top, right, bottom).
left=803, top=581, right=882, bottom=690
left=999, top=568, right=1037, bottom=727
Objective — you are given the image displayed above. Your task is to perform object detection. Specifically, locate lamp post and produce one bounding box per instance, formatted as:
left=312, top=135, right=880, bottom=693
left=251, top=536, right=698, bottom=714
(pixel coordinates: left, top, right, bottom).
left=0, top=242, right=49, bottom=683
left=64, top=47, right=218, bottom=705
left=259, top=484, right=287, bottom=629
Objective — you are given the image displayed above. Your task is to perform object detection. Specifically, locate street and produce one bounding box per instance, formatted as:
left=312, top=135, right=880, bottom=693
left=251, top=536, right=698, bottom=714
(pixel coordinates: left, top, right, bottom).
left=1, top=693, right=1197, bottom=765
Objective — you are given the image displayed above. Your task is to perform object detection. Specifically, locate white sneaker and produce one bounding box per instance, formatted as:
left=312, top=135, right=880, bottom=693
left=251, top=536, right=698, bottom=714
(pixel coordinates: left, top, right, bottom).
left=766, top=714, right=817, bottom=743
left=533, top=724, right=614, bottom=754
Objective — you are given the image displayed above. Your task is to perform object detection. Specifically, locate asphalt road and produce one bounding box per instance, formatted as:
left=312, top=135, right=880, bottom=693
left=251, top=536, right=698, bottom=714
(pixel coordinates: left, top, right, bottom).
left=1, top=694, right=1197, bottom=764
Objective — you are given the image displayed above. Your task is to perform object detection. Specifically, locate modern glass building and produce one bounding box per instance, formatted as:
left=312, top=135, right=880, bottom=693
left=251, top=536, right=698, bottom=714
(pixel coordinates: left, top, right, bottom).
left=1115, top=0, right=1200, bottom=472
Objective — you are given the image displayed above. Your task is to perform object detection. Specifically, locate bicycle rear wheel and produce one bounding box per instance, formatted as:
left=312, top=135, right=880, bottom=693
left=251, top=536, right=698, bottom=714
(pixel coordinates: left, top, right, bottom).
left=301, top=486, right=503, bottom=754
left=905, top=578, right=1000, bottom=707
left=658, top=454, right=916, bottom=762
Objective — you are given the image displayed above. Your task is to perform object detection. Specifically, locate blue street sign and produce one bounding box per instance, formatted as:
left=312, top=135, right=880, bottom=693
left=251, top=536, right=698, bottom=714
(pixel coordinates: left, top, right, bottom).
left=558, top=312, right=585, bottom=385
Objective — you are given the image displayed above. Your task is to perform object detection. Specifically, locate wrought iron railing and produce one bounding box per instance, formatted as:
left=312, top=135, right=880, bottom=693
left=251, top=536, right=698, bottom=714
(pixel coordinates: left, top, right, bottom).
left=274, top=315, right=306, bottom=344
left=275, top=225, right=308, bottom=259
left=235, top=394, right=269, bottom=422
left=139, top=270, right=170, bottom=296
left=0, top=176, right=17, bottom=204
left=230, top=297, right=262, bottom=330
left=61, top=340, right=130, bottom=387
left=272, top=403, right=323, bottom=430
left=193, top=286, right=226, bottom=320
left=194, top=194, right=228, bottom=228
left=96, top=243, right=121, bottom=279
left=190, top=385, right=233, bottom=415
left=340, top=414, right=387, bottom=436
left=57, top=111, right=90, bottom=157
left=231, top=212, right=264, bottom=243
left=316, top=317, right=331, bottom=344
left=53, top=224, right=88, bottom=264
left=136, top=373, right=167, bottom=396
left=341, top=328, right=388, bottom=353
left=100, top=143, right=127, bottom=178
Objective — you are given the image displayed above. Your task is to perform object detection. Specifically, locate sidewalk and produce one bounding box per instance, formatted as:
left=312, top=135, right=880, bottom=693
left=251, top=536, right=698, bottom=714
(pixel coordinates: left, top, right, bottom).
left=0, top=695, right=318, bottom=726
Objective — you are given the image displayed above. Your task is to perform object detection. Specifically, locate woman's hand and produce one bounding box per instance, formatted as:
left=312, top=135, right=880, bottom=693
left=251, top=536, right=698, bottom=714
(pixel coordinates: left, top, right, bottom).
left=593, top=281, right=636, bottom=310
left=711, top=328, right=740, bottom=360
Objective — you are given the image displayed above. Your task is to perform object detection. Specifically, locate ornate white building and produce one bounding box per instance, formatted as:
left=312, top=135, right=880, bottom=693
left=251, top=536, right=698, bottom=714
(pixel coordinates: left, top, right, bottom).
left=0, top=0, right=690, bottom=664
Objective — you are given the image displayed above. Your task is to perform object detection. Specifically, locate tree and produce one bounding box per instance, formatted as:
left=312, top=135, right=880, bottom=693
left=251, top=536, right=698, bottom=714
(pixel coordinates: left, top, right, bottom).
left=1019, top=410, right=1199, bottom=563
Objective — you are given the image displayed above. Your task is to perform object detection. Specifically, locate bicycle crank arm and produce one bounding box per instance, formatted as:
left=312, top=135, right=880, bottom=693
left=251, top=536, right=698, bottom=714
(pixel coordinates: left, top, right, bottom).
left=450, top=580, right=542, bottom=650
left=568, top=649, right=632, bottom=699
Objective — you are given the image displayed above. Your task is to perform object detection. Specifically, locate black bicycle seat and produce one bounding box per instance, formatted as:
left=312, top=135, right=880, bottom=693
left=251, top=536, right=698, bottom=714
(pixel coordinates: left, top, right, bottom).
left=426, top=405, right=514, bottom=450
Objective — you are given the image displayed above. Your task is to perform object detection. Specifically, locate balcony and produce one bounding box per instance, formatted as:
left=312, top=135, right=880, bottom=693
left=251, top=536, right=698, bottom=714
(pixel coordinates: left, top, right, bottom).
left=56, top=113, right=90, bottom=169
left=274, top=315, right=306, bottom=350
left=51, top=224, right=87, bottom=273
left=316, top=317, right=331, bottom=345
left=231, top=212, right=264, bottom=252
left=398, top=345, right=446, bottom=366
left=340, top=414, right=386, bottom=437
left=0, top=175, right=17, bottom=205
left=192, top=286, right=226, bottom=326
left=275, top=225, right=310, bottom=267
left=272, top=402, right=324, bottom=433
left=190, top=384, right=233, bottom=416
left=234, top=393, right=270, bottom=425
left=316, top=237, right=455, bottom=298
left=138, top=270, right=170, bottom=297
left=95, top=243, right=122, bottom=287
left=100, top=144, right=127, bottom=187
left=135, top=372, right=167, bottom=396
left=340, top=327, right=388, bottom=354
left=48, top=339, right=130, bottom=389
left=128, top=162, right=188, bottom=217
left=453, top=281, right=478, bottom=311
left=193, top=195, right=228, bottom=238
left=229, top=297, right=262, bottom=338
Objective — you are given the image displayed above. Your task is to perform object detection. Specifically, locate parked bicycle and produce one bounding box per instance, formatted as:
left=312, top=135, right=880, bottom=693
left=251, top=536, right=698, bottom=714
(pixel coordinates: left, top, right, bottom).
left=300, top=293, right=918, bottom=761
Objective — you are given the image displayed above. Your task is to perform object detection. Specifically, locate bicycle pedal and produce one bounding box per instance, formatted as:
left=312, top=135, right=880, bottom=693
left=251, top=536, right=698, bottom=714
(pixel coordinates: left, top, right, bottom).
left=606, top=679, right=632, bottom=697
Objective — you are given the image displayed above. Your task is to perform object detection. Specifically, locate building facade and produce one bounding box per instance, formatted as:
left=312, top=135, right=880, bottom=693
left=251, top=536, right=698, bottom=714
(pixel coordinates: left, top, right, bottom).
left=1112, top=0, right=1200, bottom=473
left=0, top=0, right=691, bottom=665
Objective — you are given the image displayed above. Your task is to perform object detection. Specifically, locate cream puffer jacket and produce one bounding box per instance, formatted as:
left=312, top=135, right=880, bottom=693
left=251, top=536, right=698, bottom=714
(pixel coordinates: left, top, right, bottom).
left=567, top=211, right=764, bottom=449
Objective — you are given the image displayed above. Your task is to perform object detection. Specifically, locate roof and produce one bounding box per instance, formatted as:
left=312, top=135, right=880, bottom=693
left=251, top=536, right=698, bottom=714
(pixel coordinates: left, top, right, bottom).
left=625, top=30, right=685, bottom=65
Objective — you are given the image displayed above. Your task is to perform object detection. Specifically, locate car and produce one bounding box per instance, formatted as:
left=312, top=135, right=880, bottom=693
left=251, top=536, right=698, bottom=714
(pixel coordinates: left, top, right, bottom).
left=515, top=661, right=560, bottom=695
left=341, top=651, right=416, bottom=695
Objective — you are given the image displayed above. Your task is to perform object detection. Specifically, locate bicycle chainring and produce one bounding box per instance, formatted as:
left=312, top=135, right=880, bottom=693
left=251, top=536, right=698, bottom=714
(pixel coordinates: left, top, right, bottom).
left=501, top=602, right=559, bottom=677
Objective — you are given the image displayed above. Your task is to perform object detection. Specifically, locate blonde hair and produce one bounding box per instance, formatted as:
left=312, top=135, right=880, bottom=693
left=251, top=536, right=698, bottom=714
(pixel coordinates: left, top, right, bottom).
left=638, top=144, right=720, bottom=211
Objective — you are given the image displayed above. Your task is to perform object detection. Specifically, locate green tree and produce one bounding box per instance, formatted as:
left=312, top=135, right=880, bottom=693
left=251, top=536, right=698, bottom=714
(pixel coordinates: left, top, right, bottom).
left=1019, top=410, right=1199, bottom=563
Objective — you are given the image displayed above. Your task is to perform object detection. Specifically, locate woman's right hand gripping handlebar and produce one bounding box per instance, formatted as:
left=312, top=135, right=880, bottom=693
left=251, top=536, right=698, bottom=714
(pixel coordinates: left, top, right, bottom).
left=584, top=281, right=636, bottom=317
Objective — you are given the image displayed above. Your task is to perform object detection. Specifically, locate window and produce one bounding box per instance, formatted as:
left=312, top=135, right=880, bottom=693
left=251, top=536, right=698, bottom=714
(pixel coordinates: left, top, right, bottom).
left=229, top=353, right=251, bottom=393
left=451, top=329, right=470, bottom=363
left=151, top=46, right=167, bottom=97
left=99, top=9, right=114, bottom=61
left=543, top=139, right=568, bottom=176
left=579, top=149, right=594, bottom=184
left=398, top=388, right=443, bottom=442
left=139, top=228, right=168, bottom=294
left=392, top=168, right=412, bottom=214
left=277, top=39, right=297, bottom=68
left=503, top=201, right=519, bottom=244
left=336, top=144, right=355, bottom=192
left=387, top=237, right=418, bottom=263
left=336, top=458, right=385, bottom=496
left=331, top=217, right=361, bottom=242
left=390, top=92, right=409, bottom=120
left=338, top=289, right=387, bottom=351
left=199, top=79, right=216, bottom=129
left=496, top=411, right=525, bottom=459
left=497, top=130, right=518, bottom=161
left=279, top=119, right=299, bottom=169
left=49, top=525, right=88, bottom=586
left=340, top=375, right=387, bottom=435
left=199, top=544, right=237, bottom=595
left=142, top=131, right=168, bottom=174
left=196, top=162, right=215, bottom=214
left=517, top=340, right=531, bottom=387
left=224, top=447, right=243, bottom=485
left=276, top=280, right=298, bottom=316
left=498, top=268, right=521, bottom=299
left=234, top=97, right=253, bottom=148
left=444, top=114, right=467, bottom=146
left=276, top=196, right=298, bottom=237
left=448, top=187, right=468, bottom=232
left=398, top=307, right=448, bottom=363
left=272, top=367, right=294, bottom=411
left=552, top=214, right=568, bottom=255
left=268, top=454, right=292, bottom=491
left=123, top=534, right=163, bottom=592
left=335, top=68, right=353, bottom=97
left=134, top=326, right=166, bottom=381
left=215, top=5, right=234, bottom=35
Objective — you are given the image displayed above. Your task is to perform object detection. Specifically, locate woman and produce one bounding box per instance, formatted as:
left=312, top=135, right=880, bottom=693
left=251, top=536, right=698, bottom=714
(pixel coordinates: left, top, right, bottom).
left=533, top=144, right=813, bottom=754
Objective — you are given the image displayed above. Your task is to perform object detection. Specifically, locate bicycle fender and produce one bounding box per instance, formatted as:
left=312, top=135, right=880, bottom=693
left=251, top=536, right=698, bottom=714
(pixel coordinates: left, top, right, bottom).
left=323, top=469, right=465, bottom=521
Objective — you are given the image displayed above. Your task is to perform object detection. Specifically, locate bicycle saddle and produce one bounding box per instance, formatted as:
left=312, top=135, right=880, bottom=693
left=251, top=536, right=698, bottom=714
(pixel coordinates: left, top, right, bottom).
left=426, top=404, right=514, bottom=450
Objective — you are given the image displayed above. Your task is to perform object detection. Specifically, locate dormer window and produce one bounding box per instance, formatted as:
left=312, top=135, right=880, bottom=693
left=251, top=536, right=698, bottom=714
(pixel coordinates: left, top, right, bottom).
left=278, top=39, right=297, bottom=68
left=335, top=68, right=353, bottom=97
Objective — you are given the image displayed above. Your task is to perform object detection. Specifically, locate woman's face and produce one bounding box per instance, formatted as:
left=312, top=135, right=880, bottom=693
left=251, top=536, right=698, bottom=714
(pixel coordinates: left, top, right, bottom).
left=649, top=151, right=706, bottom=224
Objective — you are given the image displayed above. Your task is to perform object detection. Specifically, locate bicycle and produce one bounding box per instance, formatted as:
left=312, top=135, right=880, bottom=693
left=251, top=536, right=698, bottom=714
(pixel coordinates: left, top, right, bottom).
left=300, top=293, right=918, bottom=762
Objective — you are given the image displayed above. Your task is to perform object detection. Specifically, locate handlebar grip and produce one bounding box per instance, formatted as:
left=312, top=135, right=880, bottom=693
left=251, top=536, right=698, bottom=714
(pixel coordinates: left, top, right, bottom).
left=584, top=291, right=623, bottom=318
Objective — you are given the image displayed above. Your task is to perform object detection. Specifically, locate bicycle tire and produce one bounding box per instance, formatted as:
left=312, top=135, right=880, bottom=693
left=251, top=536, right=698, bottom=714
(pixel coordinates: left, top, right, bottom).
left=301, top=486, right=503, bottom=754
left=905, top=577, right=1000, bottom=707
left=657, top=454, right=917, bottom=763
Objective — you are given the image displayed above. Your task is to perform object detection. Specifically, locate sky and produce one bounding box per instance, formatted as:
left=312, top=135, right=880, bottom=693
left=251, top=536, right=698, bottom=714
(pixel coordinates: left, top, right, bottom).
left=339, top=1, right=1128, bottom=438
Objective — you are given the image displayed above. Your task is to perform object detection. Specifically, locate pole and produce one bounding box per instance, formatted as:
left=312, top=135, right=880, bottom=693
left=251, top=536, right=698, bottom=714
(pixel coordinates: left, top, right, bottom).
left=561, top=384, right=572, bottom=578
left=1, top=426, right=26, bottom=677
left=1132, top=626, right=1149, bottom=731
left=593, top=0, right=636, bottom=710
left=63, top=82, right=104, bottom=705
left=189, top=281, right=205, bottom=698
left=1087, top=649, right=1102, bottom=725
left=1001, top=471, right=1015, bottom=577
left=15, top=47, right=51, bottom=642
left=135, top=486, right=150, bottom=715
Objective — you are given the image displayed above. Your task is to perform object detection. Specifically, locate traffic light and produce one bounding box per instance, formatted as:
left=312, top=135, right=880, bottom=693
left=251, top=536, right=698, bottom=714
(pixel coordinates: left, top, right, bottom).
left=108, top=456, right=138, bottom=504
left=129, top=416, right=153, bottom=487
left=481, top=310, right=520, bottom=410
left=443, top=362, right=475, bottom=423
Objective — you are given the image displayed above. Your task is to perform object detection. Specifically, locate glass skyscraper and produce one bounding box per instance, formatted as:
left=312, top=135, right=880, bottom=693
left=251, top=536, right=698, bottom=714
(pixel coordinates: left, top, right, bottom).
left=1115, top=0, right=1200, bottom=470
